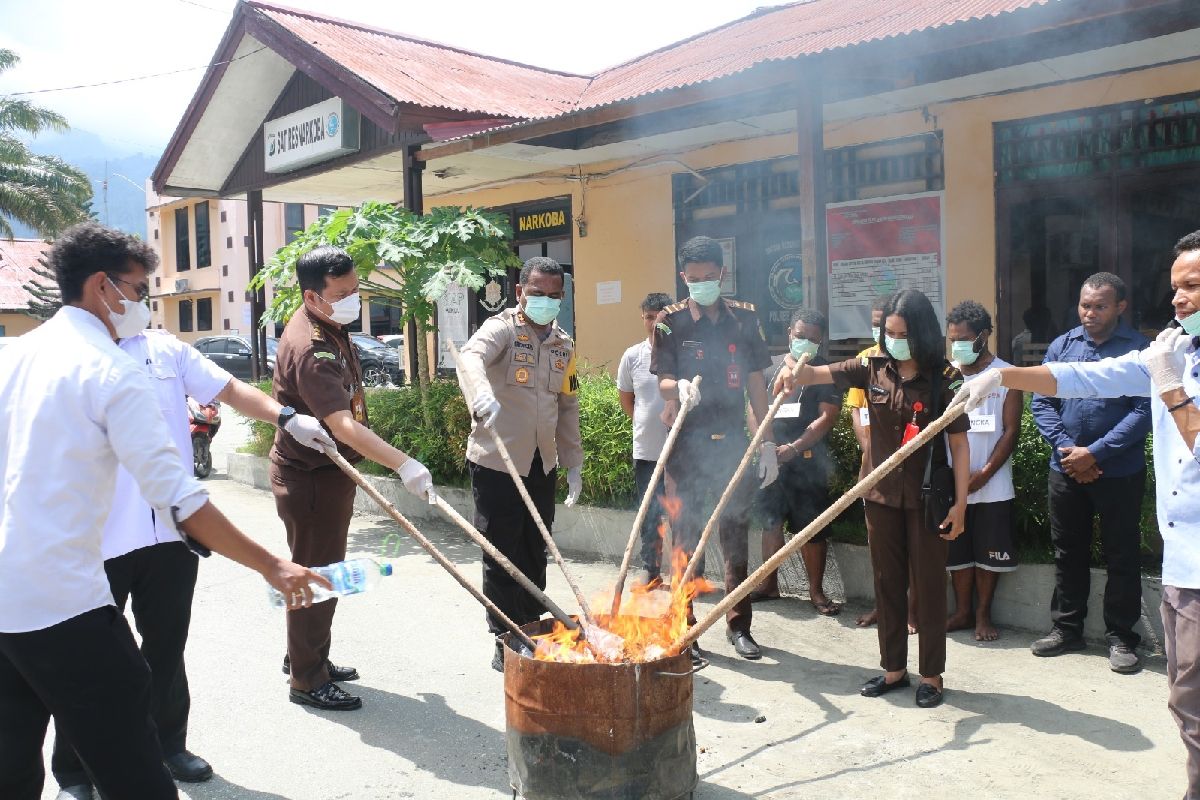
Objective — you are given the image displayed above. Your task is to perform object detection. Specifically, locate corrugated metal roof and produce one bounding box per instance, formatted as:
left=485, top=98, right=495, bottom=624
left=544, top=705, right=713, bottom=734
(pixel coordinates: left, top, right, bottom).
left=0, top=239, right=52, bottom=311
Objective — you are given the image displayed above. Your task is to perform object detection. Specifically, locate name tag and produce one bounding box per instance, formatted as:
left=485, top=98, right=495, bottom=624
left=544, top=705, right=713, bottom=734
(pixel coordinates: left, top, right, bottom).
left=968, top=413, right=996, bottom=432
left=777, top=403, right=801, bottom=418
left=859, top=407, right=870, bottom=426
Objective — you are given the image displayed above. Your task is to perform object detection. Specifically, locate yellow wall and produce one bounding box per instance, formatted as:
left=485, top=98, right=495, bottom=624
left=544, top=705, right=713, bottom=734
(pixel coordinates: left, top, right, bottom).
left=430, top=59, right=1200, bottom=371
left=0, top=312, right=40, bottom=337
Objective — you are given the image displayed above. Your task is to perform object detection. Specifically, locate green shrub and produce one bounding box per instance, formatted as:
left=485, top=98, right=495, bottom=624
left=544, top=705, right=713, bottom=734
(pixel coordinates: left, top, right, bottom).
left=575, top=364, right=635, bottom=507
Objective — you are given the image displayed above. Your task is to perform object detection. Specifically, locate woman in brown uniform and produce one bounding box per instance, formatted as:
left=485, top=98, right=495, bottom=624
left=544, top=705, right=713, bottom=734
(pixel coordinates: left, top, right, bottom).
left=780, top=289, right=970, bottom=707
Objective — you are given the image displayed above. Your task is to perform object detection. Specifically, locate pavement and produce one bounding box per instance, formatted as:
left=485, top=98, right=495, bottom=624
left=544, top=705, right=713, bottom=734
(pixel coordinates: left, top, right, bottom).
left=39, top=412, right=1188, bottom=799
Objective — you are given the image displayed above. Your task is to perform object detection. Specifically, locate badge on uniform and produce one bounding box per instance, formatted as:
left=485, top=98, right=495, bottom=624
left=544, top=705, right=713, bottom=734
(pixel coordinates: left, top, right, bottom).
left=554, top=359, right=565, bottom=371
left=517, top=333, right=530, bottom=342
left=313, top=351, right=336, bottom=361
left=352, top=391, right=366, bottom=423
left=515, top=367, right=530, bottom=384
left=726, top=343, right=740, bottom=389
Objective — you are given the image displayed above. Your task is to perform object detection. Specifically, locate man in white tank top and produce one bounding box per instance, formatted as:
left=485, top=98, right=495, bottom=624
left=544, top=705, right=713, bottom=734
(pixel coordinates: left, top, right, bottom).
left=945, top=301, right=1024, bottom=641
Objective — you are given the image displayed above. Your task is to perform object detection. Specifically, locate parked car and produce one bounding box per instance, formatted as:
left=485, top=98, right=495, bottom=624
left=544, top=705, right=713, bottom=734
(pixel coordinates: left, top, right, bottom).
left=193, top=335, right=278, bottom=381
left=379, top=334, right=404, bottom=351
left=350, top=333, right=403, bottom=386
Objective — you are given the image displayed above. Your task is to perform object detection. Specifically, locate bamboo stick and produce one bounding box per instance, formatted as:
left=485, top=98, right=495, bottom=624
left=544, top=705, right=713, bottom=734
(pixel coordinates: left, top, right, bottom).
left=669, top=395, right=969, bottom=654
left=608, top=375, right=702, bottom=617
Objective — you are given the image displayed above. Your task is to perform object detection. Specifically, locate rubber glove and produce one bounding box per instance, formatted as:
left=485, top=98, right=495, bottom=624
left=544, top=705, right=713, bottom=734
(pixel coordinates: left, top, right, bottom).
left=471, top=389, right=501, bottom=428
left=396, top=458, right=433, bottom=499
left=564, top=466, right=583, bottom=507
left=952, top=368, right=1003, bottom=412
left=677, top=378, right=701, bottom=413
left=1141, top=327, right=1188, bottom=395
left=283, top=413, right=336, bottom=451
left=758, top=442, right=779, bottom=489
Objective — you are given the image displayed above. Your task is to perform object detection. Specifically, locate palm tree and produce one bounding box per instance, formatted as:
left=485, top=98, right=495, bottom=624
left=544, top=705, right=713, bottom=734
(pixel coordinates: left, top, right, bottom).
left=0, top=49, right=92, bottom=238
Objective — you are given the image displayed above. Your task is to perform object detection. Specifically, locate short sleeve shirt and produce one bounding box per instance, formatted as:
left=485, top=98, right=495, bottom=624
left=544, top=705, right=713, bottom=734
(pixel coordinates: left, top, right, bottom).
left=768, top=354, right=842, bottom=483
left=270, top=305, right=368, bottom=470
left=845, top=345, right=881, bottom=410
left=650, top=298, right=771, bottom=436
left=617, top=339, right=667, bottom=461
left=827, top=354, right=969, bottom=509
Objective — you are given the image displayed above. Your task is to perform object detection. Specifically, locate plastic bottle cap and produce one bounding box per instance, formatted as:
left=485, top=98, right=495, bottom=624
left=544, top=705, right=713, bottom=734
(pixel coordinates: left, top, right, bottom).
left=380, top=563, right=394, bottom=576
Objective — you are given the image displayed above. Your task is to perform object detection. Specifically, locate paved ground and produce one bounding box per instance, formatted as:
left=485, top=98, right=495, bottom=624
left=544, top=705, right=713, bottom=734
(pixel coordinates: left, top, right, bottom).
left=40, top=414, right=1188, bottom=799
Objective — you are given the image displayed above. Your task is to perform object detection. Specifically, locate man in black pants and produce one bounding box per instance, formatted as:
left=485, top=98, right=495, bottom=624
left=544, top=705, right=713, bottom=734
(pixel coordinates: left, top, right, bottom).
left=1031, top=272, right=1151, bottom=673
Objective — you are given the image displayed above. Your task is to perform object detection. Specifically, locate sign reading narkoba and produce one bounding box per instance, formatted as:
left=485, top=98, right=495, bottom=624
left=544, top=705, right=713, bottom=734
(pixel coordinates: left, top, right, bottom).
left=437, top=282, right=470, bottom=370
left=514, top=202, right=571, bottom=240
left=264, top=97, right=360, bottom=174
left=826, top=192, right=944, bottom=340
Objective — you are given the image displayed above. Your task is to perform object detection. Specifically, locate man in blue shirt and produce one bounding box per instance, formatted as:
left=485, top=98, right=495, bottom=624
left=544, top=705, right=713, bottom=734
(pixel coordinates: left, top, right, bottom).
left=957, top=232, right=1200, bottom=797
left=1030, top=272, right=1151, bottom=673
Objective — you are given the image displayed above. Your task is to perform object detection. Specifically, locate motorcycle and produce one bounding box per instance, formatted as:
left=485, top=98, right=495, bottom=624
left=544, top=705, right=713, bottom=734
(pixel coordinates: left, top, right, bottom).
left=188, top=396, right=222, bottom=478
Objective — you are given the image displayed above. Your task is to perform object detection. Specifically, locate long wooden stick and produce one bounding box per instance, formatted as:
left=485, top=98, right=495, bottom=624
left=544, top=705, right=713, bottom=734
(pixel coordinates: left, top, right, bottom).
left=322, top=446, right=538, bottom=651
left=448, top=341, right=597, bottom=627
left=608, top=375, right=702, bottom=617
left=677, top=354, right=812, bottom=588
left=670, top=395, right=968, bottom=654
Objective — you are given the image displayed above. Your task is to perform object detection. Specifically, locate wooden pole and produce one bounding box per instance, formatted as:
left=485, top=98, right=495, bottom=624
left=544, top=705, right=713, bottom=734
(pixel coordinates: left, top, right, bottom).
left=447, top=341, right=598, bottom=627
left=608, top=375, right=702, bottom=617
left=322, top=446, right=538, bottom=651
left=669, top=396, right=968, bottom=654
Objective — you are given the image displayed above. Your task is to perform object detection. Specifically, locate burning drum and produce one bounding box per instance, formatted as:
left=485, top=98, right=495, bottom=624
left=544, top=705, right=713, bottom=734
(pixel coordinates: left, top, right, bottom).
left=503, top=618, right=702, bottom=800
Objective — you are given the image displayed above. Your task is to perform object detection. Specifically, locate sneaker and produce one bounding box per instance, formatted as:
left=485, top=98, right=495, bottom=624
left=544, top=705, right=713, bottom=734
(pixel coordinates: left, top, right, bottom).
left=1109, top=642, right=1141, bottom=674
left=1030, top=628, right=1086, bottom=657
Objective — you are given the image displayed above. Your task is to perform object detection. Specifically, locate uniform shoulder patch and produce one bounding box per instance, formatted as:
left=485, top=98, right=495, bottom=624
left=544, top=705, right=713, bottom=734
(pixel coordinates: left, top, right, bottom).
left=727, top=299, right=756, bottom=312
left=663, top=301, right=687, bottom=314
left=311, top=324, right=324, bottom=342
left=312, top=350, right=336, bottom=361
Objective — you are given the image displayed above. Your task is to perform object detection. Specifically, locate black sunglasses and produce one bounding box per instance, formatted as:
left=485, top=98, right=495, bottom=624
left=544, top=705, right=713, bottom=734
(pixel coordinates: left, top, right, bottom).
left=107, top=274, right=150, bottom=301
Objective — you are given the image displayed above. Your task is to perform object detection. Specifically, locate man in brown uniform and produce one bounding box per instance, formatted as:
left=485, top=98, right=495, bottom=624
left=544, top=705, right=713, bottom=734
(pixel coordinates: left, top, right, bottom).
left=271, top=246, right=433, bottom=710
left=456, top=256, right=583, bottom=672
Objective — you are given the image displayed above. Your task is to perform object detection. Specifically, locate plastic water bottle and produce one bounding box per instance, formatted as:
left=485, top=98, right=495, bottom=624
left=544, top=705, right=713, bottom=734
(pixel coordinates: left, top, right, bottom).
left=268, top=558, right=393, bottom=608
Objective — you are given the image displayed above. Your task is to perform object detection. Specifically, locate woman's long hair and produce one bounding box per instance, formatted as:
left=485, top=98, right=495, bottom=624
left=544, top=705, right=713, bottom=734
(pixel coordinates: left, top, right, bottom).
left=879, top=288, right=945, bottom=375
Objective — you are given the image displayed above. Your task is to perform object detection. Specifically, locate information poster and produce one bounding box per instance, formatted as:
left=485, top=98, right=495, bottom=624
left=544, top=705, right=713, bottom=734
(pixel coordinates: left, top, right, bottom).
left=436, top=282, right=470, bottom=369
left=826, top=192, right=944, bottom=340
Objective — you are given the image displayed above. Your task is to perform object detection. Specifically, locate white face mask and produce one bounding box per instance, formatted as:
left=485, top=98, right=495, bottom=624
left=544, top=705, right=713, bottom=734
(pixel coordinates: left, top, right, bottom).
left=317, top=291, right=361, bottom=326
left=104, top=276, right=151, bottom=338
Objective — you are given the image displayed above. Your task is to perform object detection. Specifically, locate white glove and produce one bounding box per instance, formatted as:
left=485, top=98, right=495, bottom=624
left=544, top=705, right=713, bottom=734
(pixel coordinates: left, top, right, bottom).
left=564, top=466, right=583, bottom=508
left=952, top=367, right=1004, bottom=412
left=283, top=413, right=336, bottom=452
left=471, top=389, right=501, bottom=428
left=396, top=458, right=433, bottom=499
left=1141, top=327, right=1189, bottom=396
left=758, top=442, right=779, bottom=489
left=677, top=378, right=701, bottom=412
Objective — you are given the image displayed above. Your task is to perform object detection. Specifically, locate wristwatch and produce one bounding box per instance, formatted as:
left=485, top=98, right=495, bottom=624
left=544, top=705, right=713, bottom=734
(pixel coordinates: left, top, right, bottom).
left=277, top=405, right=297, bottom=428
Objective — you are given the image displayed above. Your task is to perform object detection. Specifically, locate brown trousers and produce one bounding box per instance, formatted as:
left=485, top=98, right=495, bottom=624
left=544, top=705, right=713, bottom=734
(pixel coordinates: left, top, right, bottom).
left=864, top=501, right=948, bottom=677
left=1163, top=586, right=1200, bottom=799
left=270, top=462, right=357, bottom=691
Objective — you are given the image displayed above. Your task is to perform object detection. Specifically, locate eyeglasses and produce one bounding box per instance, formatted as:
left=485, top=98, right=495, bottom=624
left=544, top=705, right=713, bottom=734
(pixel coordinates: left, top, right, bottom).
left=108, top=274, right=149, bottom=301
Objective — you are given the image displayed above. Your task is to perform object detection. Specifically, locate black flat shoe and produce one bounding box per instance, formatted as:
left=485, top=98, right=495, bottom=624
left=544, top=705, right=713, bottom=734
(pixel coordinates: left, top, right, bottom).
left=915, top=682, right=944, bottom=708
left=282, top=654, right=359, bottom=682
left=289, top=681, right=362, bottom=711
left=164, top=750, right=213, bottom=782
left=689, top=641, right=705, bottom=666
left=727, top=628, right=762, bottom=660
left=860, top=673, right=911, bottom=697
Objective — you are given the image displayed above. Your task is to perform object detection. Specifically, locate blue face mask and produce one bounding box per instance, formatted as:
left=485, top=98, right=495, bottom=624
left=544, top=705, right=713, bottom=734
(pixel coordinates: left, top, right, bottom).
left=885, top=335, right=912, bottom=362
left=790, top=338, right=820, bottom=360
left=951, top=339, right=980, bottom=366
left=1178, top=314, right=1200, bottom=337
left=687, top=280, right=722, bottom=307
left=522, top=295, right=560, bottom=325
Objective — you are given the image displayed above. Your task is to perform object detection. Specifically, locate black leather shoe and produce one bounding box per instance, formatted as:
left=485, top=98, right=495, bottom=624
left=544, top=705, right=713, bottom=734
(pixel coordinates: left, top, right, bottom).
left=55, top=786, right=93, bottom=800
left=915, top=682, right=944, bottom=708
left=282, top=654, right=359, bottom=681
left=1030, top=628, right=1086, bottom=657
left=164, top=750, right=213, bottom=782
left=289, top=681, right=362, bottom=711
left=727, top=628, right=762, bottom=660
left=860, top=673, right=911, bottom=697
left=689, top=641, right=705, bottom=666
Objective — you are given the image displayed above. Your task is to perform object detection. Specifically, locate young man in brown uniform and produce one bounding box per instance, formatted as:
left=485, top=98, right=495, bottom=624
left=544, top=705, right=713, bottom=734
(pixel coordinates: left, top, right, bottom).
left=457, top=257, right=583, bottom=672
left=271, top=246, right=432, bottom=710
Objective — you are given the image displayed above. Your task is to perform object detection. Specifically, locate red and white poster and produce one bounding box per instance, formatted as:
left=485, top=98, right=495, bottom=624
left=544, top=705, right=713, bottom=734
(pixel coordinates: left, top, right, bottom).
left=825, top=192, right=944, bottom=340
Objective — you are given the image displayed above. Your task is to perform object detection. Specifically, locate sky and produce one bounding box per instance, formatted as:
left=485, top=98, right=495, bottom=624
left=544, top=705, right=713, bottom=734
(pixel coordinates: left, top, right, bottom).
left=0, top=0, right=778, bottom=157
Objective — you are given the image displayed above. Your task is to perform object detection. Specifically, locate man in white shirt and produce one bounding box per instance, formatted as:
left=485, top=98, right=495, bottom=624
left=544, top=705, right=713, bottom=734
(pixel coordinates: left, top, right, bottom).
left=618, top=292, right=672, bottom=589
left=51, top=329, right=333, bottom=796
left=0, top=222, right=327, bottom=800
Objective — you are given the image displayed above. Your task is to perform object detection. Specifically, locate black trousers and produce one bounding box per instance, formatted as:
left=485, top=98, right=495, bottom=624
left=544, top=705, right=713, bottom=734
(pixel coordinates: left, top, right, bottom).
left=51, top=541, right=198, bottom=787
left=634, top=458, right=668, bottom=576
left=1048, top=468, right=1146, bottom=647
left=0, top=607, right=177, bottom=800
left=470, top=451, right=557, bottom=636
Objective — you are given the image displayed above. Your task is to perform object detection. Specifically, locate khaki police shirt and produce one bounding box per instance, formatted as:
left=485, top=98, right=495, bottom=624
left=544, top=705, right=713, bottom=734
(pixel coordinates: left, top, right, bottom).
left=457, top=307, right=582, bottom=477
left=269, top=305, right=367, bottom=471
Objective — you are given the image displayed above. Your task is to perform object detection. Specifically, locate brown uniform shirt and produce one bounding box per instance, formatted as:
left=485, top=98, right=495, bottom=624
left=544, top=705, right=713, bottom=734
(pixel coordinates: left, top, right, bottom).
left=269, top=305, right=368, bottom=471
left=827, top=354, right=968, bottom=509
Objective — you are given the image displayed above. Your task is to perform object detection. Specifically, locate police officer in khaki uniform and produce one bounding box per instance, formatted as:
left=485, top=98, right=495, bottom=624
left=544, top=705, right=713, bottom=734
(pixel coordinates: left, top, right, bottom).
left=271, top=246, right=432, bottom=710
left=456, top=257, right=583, bottom=671
left=652, top=236, right=778, bottom=662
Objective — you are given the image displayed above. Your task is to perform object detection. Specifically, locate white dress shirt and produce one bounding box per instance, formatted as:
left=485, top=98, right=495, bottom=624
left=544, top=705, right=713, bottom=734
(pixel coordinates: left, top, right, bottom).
left=617, top=339, right=668, bottom=461
left=103, top=331, right=232, bottom=561
left=0, top=307, right=208, bottom=633
left=1047, top=338, right=1200, bottom=588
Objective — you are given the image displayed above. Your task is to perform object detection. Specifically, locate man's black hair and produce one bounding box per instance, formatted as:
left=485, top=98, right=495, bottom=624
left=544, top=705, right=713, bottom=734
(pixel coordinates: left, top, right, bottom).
left=1174, top=230, right=1200, bottom=256
left=51, top=221, right=158, bottom=304
left=871, top=294, right=893, bottom=313
left=881, top=288, right=945, bottom=374
left=790, top=307, right=827, bottom=335
left=1081, top=271, right=1127, bottom=303
left=640, top=292, right=672, bottom=313
left=297, top=246, right=354, bottom=294
left=946, top=300, right=992, bottom=337
left=518, top=256, right=564, bottom=285
left=677, top=236, right=723, bottom=269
